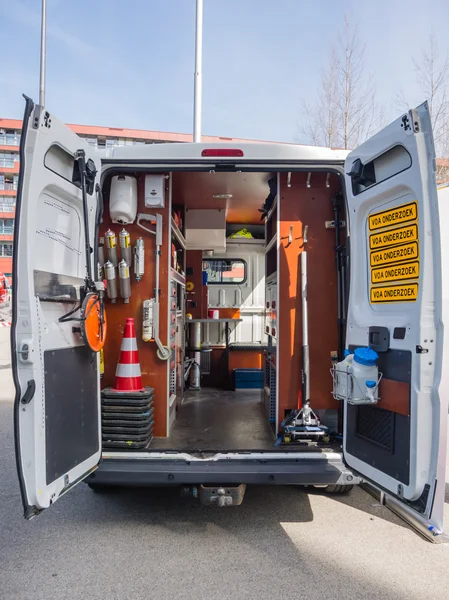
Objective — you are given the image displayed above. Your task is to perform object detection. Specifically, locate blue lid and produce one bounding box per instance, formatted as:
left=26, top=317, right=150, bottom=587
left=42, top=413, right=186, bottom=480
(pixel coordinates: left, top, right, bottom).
left=354, top=347, right=378, bottom=366
left=344, top=349, right=351, bottom=357
left=366, top=380, right=377, bottom=388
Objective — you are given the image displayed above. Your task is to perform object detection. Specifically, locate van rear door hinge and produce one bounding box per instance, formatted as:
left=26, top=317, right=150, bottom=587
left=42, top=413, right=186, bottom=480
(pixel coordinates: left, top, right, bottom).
left=325, top=220, right=346, bottom=229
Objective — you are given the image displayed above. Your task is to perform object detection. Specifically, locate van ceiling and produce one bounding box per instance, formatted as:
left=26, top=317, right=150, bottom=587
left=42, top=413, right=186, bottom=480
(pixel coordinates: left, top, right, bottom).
left=171, top=171, right=274, bottom=224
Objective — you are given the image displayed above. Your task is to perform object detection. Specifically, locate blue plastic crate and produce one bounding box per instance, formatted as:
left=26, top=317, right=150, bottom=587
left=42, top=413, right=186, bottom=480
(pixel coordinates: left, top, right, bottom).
left=233, top=368, right=264, bottom=389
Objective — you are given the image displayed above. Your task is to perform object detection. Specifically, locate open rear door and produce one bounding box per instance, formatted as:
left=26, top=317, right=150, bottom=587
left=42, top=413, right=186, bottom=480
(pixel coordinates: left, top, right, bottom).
left=13, top=98, right=103, bottom=518
left=344, top=102, right=447, bottom=542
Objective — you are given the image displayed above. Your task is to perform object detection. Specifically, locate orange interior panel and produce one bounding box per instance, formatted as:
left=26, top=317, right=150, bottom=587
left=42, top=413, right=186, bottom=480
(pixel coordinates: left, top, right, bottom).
left=100, top=174, right=170, bottom=437
left=278, top=171, right=342, bottom=421
left=377, top=379, right=410, bottom=417
left=228, top=351, right=263, bottom=373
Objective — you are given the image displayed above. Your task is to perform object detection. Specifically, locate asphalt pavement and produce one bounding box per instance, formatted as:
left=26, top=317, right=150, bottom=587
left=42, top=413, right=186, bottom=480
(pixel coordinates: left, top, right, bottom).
left=0, top=328, right=448, bottom=600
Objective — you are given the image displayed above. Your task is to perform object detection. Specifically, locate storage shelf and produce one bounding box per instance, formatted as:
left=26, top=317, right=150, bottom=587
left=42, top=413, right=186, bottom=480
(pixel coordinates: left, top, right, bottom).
left=170, top=268, right=186, bottom=285
left=265, top=233, right=278, bottom=253
left=227, top=238, right=265, bottom=246
left=171, top=217, right=186, bottom=250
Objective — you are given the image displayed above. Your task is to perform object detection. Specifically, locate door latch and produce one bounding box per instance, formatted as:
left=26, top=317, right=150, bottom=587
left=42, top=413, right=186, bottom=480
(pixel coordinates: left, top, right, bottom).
left=416, top=345, right=429, bottom=354
left=18, top=343, right=30, bottom=361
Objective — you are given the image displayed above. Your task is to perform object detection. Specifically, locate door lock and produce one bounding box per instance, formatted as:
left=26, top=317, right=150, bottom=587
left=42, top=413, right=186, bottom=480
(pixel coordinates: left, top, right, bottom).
left=18, top=342, right=31, bottom=361
left=416, top=345, right=429, bottom=354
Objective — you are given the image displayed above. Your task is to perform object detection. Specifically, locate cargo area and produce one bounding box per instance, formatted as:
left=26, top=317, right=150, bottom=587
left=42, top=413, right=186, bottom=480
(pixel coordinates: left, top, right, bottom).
left=98, top=168, right=346, bottom=453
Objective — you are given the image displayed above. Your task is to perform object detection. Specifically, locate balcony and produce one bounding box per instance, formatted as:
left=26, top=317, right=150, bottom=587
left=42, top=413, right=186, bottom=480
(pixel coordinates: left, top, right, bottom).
left=0, top=226, right=13, bottom=235
left=0, top=134, right=21, bottom=147
left=0, top=201, right=16, bottom=213
left=0, top=183, right=18, bottom=191
left=0, top=158, right=16, bottom=168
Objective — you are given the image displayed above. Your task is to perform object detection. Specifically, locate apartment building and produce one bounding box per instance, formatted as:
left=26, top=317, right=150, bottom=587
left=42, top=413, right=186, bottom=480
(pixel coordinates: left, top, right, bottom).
left=0, top=118, right=262, bottom=280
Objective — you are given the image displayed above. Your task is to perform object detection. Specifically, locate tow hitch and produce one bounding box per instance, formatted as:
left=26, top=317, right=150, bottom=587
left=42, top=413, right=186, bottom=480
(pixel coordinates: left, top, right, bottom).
left=181, top=484, right=247, bottom=506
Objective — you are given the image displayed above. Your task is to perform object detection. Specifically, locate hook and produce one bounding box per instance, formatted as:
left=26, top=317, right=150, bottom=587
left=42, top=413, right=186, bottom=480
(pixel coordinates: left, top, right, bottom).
left=287, top=172, right=292, bottom=188
left=306, top=173, right=311, bottom=188
left=326, top=173, right=330, bottom=188
left=303, top=225, right=309, bottom=244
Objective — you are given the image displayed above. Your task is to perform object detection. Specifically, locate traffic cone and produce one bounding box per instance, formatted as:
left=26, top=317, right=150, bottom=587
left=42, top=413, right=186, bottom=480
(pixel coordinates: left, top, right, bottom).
left=112, top=318, right=144, bottom=392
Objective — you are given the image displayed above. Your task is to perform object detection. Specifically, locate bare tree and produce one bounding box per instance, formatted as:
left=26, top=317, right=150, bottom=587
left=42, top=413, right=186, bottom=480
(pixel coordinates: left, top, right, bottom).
left=337, top=16, right=377, bottom=149
left=398, top=33, right=449, bottom=180
left=415, top=34, right=449, bottom=179
left=300, top=46, right=339, bottom=148
left=299, top=15, right=382, bottom=149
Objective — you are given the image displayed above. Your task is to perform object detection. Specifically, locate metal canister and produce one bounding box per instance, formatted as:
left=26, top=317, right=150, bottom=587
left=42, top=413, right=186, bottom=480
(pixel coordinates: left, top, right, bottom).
left=134, top=237, right=145, bottom=281
left=142, top=298, right=154, bottom=342
left=119, top=228, right=132, bottom=266
left=105, top=229, right=118, bottom=267
left=189, top=321, right=202, bottom=390
left=104, top=260, right=117, bottom=303
left=119, top=259, right=131, bottom=304
left=98, top=242, right=105, bottom=266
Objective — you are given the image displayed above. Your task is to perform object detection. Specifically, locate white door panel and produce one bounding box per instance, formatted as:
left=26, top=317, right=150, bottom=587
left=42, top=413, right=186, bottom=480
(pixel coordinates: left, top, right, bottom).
left=344, top=102, right=446, bottom=535
left=13, top=99, right=103, bottom=518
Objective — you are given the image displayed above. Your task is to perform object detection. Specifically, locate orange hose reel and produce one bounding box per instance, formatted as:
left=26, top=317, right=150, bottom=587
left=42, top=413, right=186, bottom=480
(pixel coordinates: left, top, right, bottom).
left=80, top=292, right=107, bottom=352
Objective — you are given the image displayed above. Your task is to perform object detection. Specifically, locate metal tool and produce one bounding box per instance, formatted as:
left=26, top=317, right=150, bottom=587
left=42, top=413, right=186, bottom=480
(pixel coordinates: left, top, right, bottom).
left=277, top=225, right=328, bottom=444
left=134, top=237, right=145, bottom=282
left=136, top=214, right=171, bottom=361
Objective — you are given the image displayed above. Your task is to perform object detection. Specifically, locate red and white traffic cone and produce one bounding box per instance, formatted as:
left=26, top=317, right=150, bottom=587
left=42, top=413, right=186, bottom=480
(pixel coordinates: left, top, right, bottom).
left=112, top=318, right=144, bottom=392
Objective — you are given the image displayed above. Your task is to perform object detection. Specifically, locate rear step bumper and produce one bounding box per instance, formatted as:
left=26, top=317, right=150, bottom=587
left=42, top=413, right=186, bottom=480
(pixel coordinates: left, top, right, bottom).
left=86, top=452, right=359, bottom=487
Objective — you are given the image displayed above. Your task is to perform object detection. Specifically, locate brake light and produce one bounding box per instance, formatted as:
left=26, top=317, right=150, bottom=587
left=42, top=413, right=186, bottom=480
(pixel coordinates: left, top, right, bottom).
left=201, top=148, right=244, bottom=157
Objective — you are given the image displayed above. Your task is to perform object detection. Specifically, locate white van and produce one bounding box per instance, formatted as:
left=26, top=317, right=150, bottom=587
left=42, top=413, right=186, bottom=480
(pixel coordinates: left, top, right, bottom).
left=12, top=98, right=447, bottom=543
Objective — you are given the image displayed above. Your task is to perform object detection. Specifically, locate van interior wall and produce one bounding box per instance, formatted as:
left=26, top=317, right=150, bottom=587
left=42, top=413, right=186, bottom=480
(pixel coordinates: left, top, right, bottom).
left=200, top=244, right=265, bottom=386
left=278, top=171, right=343, bottom=424
left=100, top=173, right=170, bottom=437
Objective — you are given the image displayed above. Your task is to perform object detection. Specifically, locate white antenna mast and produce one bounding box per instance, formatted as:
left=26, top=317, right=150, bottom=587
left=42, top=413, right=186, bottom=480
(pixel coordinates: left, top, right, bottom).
left=39, top=0, right=47, bottom=106
left=193, top=0, right=203, bottom=142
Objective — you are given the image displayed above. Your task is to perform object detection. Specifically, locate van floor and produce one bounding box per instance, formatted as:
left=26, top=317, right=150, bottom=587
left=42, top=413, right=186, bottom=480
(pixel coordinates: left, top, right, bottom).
left=149, top=389, right=337, bottom=453
left=150, top=389, right=275, bottom=451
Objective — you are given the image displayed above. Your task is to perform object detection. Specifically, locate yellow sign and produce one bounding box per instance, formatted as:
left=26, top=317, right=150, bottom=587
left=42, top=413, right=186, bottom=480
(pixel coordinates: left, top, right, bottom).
left=370, top=242, right=419, bottom=267
left=371, top=261, right=419, bottom=284
left=370, top=283, right=419, bottom=303
left=369, top=202, right=418, bottom=231
left=369, top=223, right=418, bottom=250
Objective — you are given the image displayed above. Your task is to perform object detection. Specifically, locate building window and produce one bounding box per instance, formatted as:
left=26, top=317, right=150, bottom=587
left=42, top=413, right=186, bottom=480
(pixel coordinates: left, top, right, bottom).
left=0, top=152, right=17, bottom=168
left=0, top=218, right=14, bottom=234
left=203, top=259, right=247, bottom=285
left=0, top=131, right=20, bottom=146
left=0, top=243, right=13, bottom=257
left=0, top=198, right=15, bottom=212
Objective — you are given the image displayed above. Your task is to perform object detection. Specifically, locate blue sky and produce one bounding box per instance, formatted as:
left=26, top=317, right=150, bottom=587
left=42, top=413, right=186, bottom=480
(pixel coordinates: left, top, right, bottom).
left=1, top=0, right=448, bottom=142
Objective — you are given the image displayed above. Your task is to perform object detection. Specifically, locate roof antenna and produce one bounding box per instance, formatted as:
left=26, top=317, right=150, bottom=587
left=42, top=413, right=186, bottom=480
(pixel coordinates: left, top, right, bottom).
left=39, top=0, right=47, bottom=106
left=193, top=0, right=203, bottom=142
